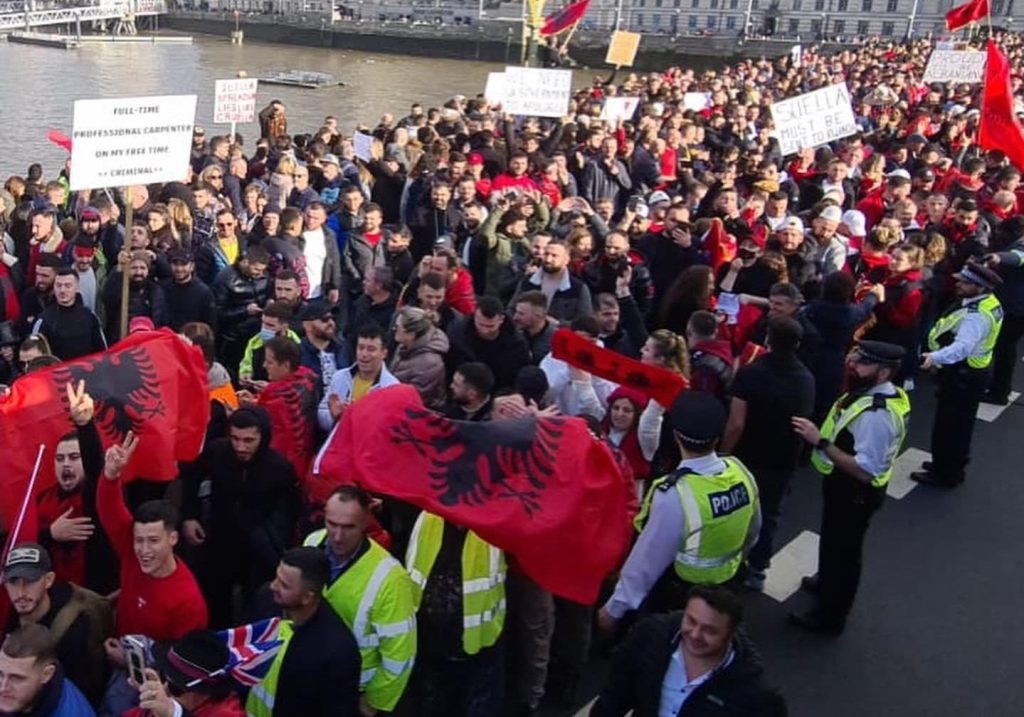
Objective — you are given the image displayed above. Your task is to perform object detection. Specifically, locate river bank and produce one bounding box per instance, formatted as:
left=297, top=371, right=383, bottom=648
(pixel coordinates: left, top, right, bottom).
left=163, top=11, right=834, bottom=71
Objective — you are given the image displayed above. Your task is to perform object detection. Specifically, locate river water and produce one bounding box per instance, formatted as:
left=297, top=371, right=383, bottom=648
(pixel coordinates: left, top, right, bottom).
left=0, top=35, right=511, bottom=177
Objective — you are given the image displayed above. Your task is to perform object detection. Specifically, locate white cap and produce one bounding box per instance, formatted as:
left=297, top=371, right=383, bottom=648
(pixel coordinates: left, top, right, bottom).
left=886, top=168, right=911, bottom=180
left=841, top=209, right=867, bottom=237
left=818, top=205, right=843, bottom=223
left=784, top=216, right=804, bottom=233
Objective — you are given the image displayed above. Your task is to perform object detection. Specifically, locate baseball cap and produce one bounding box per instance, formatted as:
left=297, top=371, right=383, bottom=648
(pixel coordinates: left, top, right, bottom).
left=818, top=205, right=843, bottom=223
left=647, top=190, right=672, bottom=207
left=79, top=207, right=101, bottom=222
left=321, top=154, right=340, bottom=167
left=886, top=169, right=912, bottom=181
left=129, top=316, right=156, bottom=334
left=468, top=152, right=485, bottom=166
left=4, top=543, right=52, bottom=582
left=167, top=247, right=193, bottom=264
left=784, top=216, right=805, bottom=233
left=298, top=300, right=336, bottom=322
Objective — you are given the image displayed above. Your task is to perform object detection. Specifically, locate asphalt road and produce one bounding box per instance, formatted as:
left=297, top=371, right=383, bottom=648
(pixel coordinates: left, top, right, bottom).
left=545, top=366, right=1024, bottom=716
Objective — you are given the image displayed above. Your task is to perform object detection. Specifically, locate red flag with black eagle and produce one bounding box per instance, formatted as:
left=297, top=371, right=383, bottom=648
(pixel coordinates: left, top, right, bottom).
left=0, top=329, right=210, bottom=539
left=945, top=0, right=988, bottom=31
left=257, top=366, right=320, bottom=484
left=978, top=40, right=1024, bottom=173
left=551, top=327, right=688, bottom=408
left=540, top=0, right=592, bottom=36
left=314, top=385, right=631, bottom=604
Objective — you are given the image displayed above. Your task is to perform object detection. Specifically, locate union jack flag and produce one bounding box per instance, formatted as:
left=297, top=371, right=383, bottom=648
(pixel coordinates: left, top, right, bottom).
left=215, top=618, right=284, bottom=687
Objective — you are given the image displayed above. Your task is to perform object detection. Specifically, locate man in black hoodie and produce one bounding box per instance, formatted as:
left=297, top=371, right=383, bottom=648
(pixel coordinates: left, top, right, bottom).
left=33, top=268, right=105, bottom=360
left=161, top=247, right=217, bottom=332
left=180, top=407, right=300, bottom=628
left=445, top=295, right=532, bottom=391
left=593, top=585, right=787, bottom=717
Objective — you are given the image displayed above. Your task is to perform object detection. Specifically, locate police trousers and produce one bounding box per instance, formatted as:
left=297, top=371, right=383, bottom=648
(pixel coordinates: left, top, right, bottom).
left=930, top=364, right=991, bottom=483
left=817, top=472, right=885, bottom=624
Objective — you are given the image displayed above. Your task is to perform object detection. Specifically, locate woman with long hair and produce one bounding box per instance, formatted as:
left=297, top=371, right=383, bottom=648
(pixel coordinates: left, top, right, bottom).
left=641, top=328, right=691, bottom=477
left=656, top=264, right=714, bottom=335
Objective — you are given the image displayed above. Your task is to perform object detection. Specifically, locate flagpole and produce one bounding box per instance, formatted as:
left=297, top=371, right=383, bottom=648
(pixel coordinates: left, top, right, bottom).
left=3, top=445, right=46, bottom=561
left=119, top=185, right=134, bottom=340
left=561, top=18, right=581, bottom=54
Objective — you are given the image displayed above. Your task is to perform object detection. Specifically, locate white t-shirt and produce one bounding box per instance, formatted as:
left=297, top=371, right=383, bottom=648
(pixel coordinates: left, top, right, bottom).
left=303, top=228, right=327, bottom=298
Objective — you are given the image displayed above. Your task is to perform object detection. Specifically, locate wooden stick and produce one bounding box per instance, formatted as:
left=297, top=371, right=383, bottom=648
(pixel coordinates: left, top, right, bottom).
left=119, top=185, right=134, bottom=339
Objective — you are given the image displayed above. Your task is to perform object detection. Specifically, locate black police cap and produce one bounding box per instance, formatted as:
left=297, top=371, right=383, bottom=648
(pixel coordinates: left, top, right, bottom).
left=854, top=340, right=906, bottom=366
left=668, top=391, right=727, bottom=447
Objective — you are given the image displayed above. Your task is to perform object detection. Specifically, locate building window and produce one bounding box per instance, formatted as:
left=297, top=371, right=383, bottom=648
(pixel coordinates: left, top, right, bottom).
left=708, top=14, right=717, bottom=26
left=810, top=17, right=821, bottom=33
left=654, top=11, right=662, bottom=24
left=993, top=0, right=1005, bottom=12
left=886, top=0, right=897, bottom=9
left=857, top=19, right=868, bottom=34
left=751, top=0, right=758, bottom=8
left=833, top=18, right=845, bottom=33
left=881, top=20, right=895, bottom=34
left=656, top=0, right=663, bottom=7
left=710, top=0, right=719, bottom=9
left=636, top=12, right=644, bottom=24
left=793, top=0, right=802, bottom=9
left=726, top=14, right=736, bottom=27
left=692, top=0, right=699, bottom=8
left=813, top=0, right=824, bottom=9
left=674, top=0, right=681, bottom=6
left=862, top=0, right=872, bottom=9
left=789, top=17, right=799, bottom=32
left=729, top=0, right=738, bottom=7
left=837, top=0, right=848, bottom=9
left=689, top=13, right=698, bottom=26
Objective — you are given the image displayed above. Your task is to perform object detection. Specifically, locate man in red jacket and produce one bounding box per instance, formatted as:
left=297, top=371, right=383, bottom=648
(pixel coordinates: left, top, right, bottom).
left=97, top=432, right=208, bottom=715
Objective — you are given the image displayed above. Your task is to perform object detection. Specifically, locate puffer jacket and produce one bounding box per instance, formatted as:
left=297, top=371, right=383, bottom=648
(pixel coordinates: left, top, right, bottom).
left=389, top=328, right=450, bottom=409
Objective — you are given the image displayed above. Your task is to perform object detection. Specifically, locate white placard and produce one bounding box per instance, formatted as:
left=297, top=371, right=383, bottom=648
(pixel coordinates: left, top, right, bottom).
left=69, top=94, right=197, bottom=191
left=683, top=92, right=710, bottom=111
left=214, top=78, right=258, bottom=124
left=501, top=66, right=573, bottom=118
left=791, top=44, right=803, bottom=68
left=769, top=83, right=857, bottom=156
left=936, top=40, right=955, bottom=50
left=484, top=72, right=507, bottom=103
left=353, top=132, right=374, bottom=162
left=922, top=50, right=986, bottom=84
left=600, top=96, right=639, bottom=123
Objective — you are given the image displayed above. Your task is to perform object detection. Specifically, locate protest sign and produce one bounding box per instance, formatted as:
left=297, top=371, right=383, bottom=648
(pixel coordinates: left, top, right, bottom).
left=69, top=94, right=197, bottom=190
left=791, top=44, right=803, bottom=68
left=600, top=96, right=639, bottom=123
left=502, top=66, right=573, bottom=118
left=214, top=78, right=258, bottom=124
left=605, top=30, right=641, bottom=67
left=484, top=71, right=507, bottom=103
left=769, top=83, right=857, bottom=156
left=683, top=92, right=710, bottom=111
left=922, top=50, right=986, bottom=83
left=353, top=132, right=374, bottom=162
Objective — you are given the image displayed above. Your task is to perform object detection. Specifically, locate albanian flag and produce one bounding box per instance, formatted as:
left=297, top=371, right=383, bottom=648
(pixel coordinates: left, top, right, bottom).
left=315, top=385, right=631, bottom=603
left=945, top=0, right=988, bottom=31
left=258, top=366, right=320, bottom=485
left=540, top=0, right=591, bottom=36
left=551, top=328, right=688, bottom=408
left=46, top=130, right=72, bottom=153
left=0, top=329, right=209, bottom=534
left=979, top=40, right=1024, bottom=172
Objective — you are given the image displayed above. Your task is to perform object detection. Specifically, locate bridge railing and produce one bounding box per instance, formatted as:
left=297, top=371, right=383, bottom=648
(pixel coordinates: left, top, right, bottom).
left=0, top=0, right=165, bottom=29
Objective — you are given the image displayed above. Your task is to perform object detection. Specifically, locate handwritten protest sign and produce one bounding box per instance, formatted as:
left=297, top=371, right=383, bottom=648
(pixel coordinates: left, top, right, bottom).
left=502, top=66, right=573, bottom=118
left=600, top=96, right=640, bottom=123
left=214, top=78, right=258, bottom=124
left=605, top=30, right=641, bottom=67
left=70, top=94, right=197, bottom=190
left=922, top=50, right=986, bottom=84
left=683, top=92, right=710, bottom=111
left=353, top=132, right=374, bottom=162
left=770, top=83, right=857, bottom=156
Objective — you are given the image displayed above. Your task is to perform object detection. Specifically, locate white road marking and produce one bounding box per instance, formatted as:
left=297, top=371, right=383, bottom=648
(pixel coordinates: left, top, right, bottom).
left=976, top=392, right=1019, bottom=422
left=763, top=530, right=820, bottom=603
left=888, top=447, right=930, bottom=500
left=574, top=697, right=598, bottom=716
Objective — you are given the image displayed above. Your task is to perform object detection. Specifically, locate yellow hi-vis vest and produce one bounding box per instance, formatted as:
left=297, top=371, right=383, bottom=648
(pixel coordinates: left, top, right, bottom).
left=302, top=531, right=417, bottom=711
left=810, top=388, right=910, bottom=487
left=635, top=457, right=759, bottom=585
left=245, top=620, right=294, bottom=717
left=404, top=512, right=505, bottom=655
left=927, top=293, right=1003, bottom=369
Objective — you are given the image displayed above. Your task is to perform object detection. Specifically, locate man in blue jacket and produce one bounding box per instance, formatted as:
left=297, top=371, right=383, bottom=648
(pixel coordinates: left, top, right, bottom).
left=0, top=623, right=95, bottom=716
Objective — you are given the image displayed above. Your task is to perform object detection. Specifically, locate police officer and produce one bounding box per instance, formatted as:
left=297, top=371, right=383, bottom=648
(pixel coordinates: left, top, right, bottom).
left=911, top=259, right=1004, bottom=488
left=790, top=340, right=910, bottom=635
left=597, top=391, right=761, bottom=631
left=302, top=485, right=417, bottom=716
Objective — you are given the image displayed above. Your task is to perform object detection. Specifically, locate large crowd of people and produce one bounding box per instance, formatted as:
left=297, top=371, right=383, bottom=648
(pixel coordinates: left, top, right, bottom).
left=0, top=30, right=1021, bottom=717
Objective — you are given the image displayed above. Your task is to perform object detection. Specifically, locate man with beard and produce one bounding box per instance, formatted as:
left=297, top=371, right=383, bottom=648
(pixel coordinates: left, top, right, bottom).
left=913, top=260, right=1004, bottom=488
left=34, top=382, right=117, bottom=595
left=298, top=300, right=349, bottom=390
left=33, top=268, right=106, bottom=360
left=508, top=241, right=592, bottom=323
left=580, top=230, right=654, bottom=315
left=790, top=340, right=910, bottom=635
left=3, top=543, right=114, bottom=706
left=181, top=406, right=300, bottom=628
left=17, top=253, right=60, bottom=336
left=445, top=361, right=495, bottom=421
left=101, top=250, right=169, bottom=342
left=161, top=247, right=217, bottom=331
